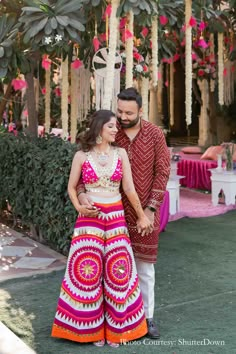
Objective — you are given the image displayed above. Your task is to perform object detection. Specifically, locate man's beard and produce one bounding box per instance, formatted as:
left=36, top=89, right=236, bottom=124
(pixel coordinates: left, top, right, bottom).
left=117, top=115, right=140, bottom=129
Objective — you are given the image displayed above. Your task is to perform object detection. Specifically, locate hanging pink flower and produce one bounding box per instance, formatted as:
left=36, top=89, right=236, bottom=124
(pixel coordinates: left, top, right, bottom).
left=165, top=80, right=169, bottom=87
left=54, top=87, right=61, bottom=97
left=199, top=21, right=207, bottom=31
left=189, top=16, right=197, bottom=27
left=159, top=15, right=168, bottom=26
left=122, top=29, right=133, bottom=43
left=141, top=27, right=149, bottom=37
left=223, top=68, right=227, bottom=76
left=12, top=78, right=28, bottom=91
left=173, top=53, right=180, bottom=62
left=119, top=17, right=126, bottom=29
left=143, top=65, right=148, bottom=72
left=99, top=33, right=107, bottom=42
left=182, top=24, right=187, bottom=32
left=198, top=38, right=208, bottom=49
left=42, top=55, right=51, bottom=70
left=103, top=4, right=112, bottom=19
left=23, top=109, right=28, bottom=117
left=41, top=87, right=46, bottom=95
left=93, top=37, right=100, bottom=52
left=133, top=52, right=142, bottom=61
left=71, top=59, right=82, bottom=69
left=198, top=69, right=205, bottom=77
left=224, top=37, right=230, bottom=44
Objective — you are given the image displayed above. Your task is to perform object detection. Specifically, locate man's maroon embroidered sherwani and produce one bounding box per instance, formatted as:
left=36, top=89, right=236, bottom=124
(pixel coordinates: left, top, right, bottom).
left=116, top=120, right=170, bottom=263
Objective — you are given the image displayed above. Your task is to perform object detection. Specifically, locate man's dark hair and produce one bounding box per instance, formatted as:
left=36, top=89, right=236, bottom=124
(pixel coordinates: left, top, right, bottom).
left=117, top=87, right=142, bottom=109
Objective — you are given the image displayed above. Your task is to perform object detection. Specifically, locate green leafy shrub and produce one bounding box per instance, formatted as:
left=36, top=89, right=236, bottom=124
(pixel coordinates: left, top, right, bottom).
left=0, top=132, right=78, bottom=254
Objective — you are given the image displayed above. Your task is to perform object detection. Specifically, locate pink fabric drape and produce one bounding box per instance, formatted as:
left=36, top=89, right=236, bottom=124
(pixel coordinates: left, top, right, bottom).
left=160, top=191, right=169, bottom=232
left=177, top=159, right=217, bottom=190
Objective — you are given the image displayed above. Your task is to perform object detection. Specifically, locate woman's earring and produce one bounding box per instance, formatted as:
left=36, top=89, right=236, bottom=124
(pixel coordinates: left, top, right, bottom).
left=96, top=135, right=102, bottom=144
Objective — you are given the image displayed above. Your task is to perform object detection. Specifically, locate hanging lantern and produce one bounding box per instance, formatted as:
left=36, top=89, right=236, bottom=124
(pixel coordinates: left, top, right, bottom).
left=185, top=0, right=192, bottom=126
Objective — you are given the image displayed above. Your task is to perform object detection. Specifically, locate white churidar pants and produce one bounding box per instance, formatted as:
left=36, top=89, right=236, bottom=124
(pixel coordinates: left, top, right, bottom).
left=135, top=259, right=155, bottom=319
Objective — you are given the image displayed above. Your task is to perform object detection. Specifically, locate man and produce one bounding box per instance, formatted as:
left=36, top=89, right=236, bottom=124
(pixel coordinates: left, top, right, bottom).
left=78, top=87, right=170, bottom=338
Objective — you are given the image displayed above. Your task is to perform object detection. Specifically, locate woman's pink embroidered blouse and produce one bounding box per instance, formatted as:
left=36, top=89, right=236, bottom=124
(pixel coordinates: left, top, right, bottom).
left=81, top=149, right=122, bottom=192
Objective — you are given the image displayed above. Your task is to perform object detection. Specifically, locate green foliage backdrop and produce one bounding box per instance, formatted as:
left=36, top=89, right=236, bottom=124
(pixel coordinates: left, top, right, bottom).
left=0, top=132, right=78, bottom=254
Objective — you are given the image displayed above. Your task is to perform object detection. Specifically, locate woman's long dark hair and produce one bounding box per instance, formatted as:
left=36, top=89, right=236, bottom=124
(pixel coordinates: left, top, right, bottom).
left=79, top=110, right=116, bottom=151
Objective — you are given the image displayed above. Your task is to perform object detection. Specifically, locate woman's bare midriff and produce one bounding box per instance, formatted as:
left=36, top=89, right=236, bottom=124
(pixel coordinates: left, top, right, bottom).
left=87, top=191, right=120, bottom=198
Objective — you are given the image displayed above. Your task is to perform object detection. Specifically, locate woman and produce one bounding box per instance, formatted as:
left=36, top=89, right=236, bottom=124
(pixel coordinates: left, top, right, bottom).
left=51, top=110, right=151, bottom=347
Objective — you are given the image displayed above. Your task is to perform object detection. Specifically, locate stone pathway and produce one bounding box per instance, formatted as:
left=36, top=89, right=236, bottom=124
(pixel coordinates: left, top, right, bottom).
left=0, top=223, right=67, bottom=354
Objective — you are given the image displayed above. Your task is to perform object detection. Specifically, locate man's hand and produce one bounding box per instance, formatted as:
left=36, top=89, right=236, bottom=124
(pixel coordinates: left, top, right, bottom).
left=78, top=193, right=100, bottom=217
left=136, top=214, right=153, bottom=237
left=144, top=207, right=155, bottom=225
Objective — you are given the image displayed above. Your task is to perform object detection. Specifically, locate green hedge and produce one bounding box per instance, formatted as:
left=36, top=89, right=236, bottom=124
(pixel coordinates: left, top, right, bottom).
left=0, top=132, right=78, bottom=254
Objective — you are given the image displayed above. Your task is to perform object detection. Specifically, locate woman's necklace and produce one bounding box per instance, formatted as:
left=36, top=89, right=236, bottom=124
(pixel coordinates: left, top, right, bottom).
left=94, top=146, right=111, bottom=166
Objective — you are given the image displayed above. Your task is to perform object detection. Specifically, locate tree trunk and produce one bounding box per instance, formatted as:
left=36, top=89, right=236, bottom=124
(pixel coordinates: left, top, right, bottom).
left=25, top=64, right=38, bottom=137
left=0, top=82, right=12, bottom=124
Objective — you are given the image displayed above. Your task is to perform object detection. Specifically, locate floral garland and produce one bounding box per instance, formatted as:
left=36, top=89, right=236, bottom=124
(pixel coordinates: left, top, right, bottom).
left=218, top=32, right=224, bottom=106
left=151, top=15, right=158, bottom=88
left=125, top=10, right=134, bottom=88
left=185, top=0, right=192, bottom=126
left=102, top=0, right=120, bottom=110
left=210, top=33, right=215, bottom=92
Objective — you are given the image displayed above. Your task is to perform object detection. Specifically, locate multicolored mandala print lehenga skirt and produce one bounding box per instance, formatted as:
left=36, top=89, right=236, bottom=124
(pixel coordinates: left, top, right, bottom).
left=51, top=195, right=147, bottom=344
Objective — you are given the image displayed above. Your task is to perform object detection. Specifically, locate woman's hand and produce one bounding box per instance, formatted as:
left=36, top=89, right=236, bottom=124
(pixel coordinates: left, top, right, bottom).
left=136, top=214, right=153, bottom=237
left=78, top=204, right=100, bottom=217
left=78, top=193, right=100, bottom=217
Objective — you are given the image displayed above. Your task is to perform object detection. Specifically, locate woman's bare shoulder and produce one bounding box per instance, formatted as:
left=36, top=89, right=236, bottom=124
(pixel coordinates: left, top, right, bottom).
left=73, top=150, right=87, bottom=164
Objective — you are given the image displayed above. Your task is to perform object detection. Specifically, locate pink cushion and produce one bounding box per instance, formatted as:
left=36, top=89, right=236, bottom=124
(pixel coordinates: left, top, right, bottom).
left=181, top=146, right=202, bottom=154
left=200, top=146, right=224, bottom=160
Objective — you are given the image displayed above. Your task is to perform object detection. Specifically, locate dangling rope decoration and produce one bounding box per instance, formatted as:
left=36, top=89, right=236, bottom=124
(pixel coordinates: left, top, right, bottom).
left=102, top=0, right=120, bottom=110
left=169, top=62, right=174, bottom=126
left=125, top=10, right=134, bottom=88
left=185, top=0, right=192, bottom=126
left=218, top=32, right=224, bottom=106
left=61, top=56, right=69, bottom=139
left=151, top=15, right=158, bottom=88
left=78, top=65, right=91, bottom=121
left=42, top=56, right=51, bottom=134
left=141, top=55, right=150, bottom=120
left=70, top=47, right=79, bottom=144
left=224, top=60, right=234, bottom=106
left=198, top=79, right=209, bottom=146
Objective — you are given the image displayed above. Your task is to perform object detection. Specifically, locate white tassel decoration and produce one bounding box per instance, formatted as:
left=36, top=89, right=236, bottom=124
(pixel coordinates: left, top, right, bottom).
left=125, top=10, right=134, bottom=88
left=218, top=32, right=224, bottom=106
left=61, top=56, right=69, bottom=139
left=102, top=0, right=120, bottom=109
left=185, top=0, right=192, bottom=126
left=151, top=15, right=158, bottom=88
